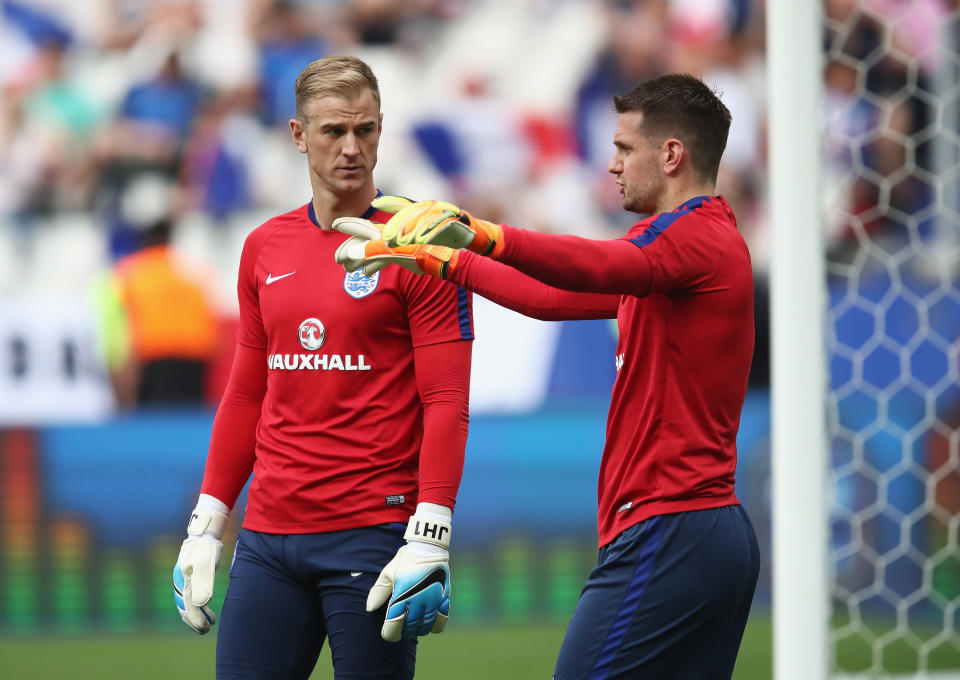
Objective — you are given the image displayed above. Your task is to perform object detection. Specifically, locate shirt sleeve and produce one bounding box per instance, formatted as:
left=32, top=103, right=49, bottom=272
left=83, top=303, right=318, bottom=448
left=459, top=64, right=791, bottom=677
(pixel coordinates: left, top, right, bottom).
left=235, top=231, right=267, bottom=349
left=401, top=268, right=474, bottom=347
left=413, top=339, right=471, bottom=509
left=497, top=214, right=720, bottom=298
left=498, top=225, right=655, bottom=297
left=449, top=251, right=619, bottom=320
left=200, top=342, right=266, bottom=508
left=628, top=215, right=720, bottom=295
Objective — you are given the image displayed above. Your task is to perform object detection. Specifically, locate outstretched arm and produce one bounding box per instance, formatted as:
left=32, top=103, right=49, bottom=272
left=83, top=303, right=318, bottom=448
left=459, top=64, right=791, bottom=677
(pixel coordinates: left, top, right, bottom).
left=449, top=251, right=620, bottom=320
left=496, top=226, right=653, bottom=297
left=347, top=195, right=653, bottom=297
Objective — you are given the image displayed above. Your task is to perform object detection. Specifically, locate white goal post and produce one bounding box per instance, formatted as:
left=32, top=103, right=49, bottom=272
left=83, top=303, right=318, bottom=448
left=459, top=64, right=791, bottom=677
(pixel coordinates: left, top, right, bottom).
left=768, top=1, right=828, bottom=679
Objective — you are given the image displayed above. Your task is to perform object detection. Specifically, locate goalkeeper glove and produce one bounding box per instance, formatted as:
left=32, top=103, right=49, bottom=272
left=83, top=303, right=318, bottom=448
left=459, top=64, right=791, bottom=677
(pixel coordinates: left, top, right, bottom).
left=366, top=503, right=453, bottom=642
left=172, top=494, right=229, bottom=635
left=333, top=218, right=459, bottom=278
left=372, top=195, right=505, bottom=258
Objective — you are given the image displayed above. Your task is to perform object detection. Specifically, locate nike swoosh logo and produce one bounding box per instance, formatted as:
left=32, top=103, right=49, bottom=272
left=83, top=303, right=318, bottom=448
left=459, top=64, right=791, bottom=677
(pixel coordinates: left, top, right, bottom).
left=265, top=271, right=295, bottom=285
left=391, top=568, right=447, bottom=604
left=350, top=572, right=363, bottom=578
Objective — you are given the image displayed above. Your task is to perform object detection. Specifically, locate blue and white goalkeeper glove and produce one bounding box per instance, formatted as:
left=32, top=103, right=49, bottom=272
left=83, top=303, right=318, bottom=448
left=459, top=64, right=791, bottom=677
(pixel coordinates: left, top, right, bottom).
left=173, top=494, right=229, bottom=634
left=367, top=503, right=453, bottom=642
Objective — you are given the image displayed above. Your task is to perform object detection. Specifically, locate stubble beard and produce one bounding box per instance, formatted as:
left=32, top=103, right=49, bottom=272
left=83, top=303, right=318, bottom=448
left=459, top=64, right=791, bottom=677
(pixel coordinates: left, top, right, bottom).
left=623, top=186, right=655, bottom=216
left=319, top=166, right=372, bottom=197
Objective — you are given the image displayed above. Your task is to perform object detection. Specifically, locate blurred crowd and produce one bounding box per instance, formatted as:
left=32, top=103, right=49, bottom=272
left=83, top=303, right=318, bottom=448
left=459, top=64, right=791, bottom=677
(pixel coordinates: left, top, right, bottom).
left=0, top=0, right=768, bottom=252
left=0, top=0, right=956, bottom=405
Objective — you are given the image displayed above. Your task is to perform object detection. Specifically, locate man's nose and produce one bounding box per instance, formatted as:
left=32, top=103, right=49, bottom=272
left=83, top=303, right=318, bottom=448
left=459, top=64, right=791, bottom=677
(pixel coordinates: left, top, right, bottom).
left=342, top=133, right=360, bottom=156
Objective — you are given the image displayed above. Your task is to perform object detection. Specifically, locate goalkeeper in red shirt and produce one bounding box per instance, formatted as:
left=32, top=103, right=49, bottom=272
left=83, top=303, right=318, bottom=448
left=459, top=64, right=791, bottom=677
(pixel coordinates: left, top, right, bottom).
left=171, top=56, right=473, bottom=679
left=335, top=73, right=760, bottom=679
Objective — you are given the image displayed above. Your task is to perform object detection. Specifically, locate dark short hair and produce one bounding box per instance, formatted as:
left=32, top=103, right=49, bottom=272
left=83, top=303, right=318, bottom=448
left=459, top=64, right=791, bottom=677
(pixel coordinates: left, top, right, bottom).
left=613, top=73, right=731, bottom=184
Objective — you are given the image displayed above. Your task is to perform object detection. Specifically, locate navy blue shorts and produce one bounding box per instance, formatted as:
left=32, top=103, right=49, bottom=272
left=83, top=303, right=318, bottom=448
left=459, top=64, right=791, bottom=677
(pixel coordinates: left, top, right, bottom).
left=554, top=505, right=760, bottom=680
left=216, top=524, right=416, bottom=680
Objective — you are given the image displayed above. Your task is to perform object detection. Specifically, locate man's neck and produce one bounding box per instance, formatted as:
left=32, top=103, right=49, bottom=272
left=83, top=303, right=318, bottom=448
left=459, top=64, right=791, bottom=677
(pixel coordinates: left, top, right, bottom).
left=658, top=181, right=716, bottom=215
left=310, top=184, right=378, bottom=230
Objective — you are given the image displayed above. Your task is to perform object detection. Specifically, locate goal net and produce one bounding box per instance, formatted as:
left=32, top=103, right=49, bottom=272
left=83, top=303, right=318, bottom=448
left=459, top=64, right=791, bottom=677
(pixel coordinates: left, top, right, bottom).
left=822, top=1, right=960, bottom=677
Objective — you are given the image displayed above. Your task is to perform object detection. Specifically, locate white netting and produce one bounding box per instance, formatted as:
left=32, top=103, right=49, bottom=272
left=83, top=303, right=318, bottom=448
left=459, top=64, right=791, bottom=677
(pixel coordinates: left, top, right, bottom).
left=823, top=1, right=960, bottom=677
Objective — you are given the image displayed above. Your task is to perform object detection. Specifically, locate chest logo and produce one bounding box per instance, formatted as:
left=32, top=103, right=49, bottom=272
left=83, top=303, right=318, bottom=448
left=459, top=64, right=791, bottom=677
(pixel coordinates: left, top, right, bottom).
left=298, top=318, right=326, bottom=350
left=266, top=271, right=295, bottom=285
left=344, top=270, right=380, bottom=299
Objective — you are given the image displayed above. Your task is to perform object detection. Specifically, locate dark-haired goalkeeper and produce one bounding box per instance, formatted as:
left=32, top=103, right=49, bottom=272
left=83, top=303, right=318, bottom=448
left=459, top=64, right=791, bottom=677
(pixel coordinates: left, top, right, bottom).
left=334, top=73, right=760, bottom=679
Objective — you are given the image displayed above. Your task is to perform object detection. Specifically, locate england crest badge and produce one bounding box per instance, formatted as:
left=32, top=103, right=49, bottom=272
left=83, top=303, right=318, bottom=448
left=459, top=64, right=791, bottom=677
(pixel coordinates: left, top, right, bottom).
left=344, top=270, right=380, bottom=298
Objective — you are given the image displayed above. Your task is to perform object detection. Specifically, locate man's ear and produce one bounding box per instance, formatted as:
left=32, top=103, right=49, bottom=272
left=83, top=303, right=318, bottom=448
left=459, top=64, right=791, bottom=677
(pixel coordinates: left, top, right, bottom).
left=662, top=138, right=685, bottom=176
left=290, top=118, right=307, bottom=153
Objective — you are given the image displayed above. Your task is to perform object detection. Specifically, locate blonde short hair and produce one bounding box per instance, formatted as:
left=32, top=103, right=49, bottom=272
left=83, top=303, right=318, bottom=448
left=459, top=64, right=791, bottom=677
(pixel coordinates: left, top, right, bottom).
left=294, top=55, right=380, bottom=123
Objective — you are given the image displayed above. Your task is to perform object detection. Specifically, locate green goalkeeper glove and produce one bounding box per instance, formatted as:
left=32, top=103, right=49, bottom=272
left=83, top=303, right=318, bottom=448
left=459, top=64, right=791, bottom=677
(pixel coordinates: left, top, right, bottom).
left=172, top=494, right=228, bottom=634
left=333, top=218, right=460, bottom=278
left=372, top=195, right=505, bottom=258
left=366, top=503, right=453, bottom=642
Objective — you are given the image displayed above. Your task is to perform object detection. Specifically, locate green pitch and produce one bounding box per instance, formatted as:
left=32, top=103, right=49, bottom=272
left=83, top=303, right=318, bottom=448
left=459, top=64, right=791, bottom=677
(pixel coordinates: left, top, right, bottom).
left=0, top=616, right=773, bottom=680
left=6, top=610, right=958, bottom=678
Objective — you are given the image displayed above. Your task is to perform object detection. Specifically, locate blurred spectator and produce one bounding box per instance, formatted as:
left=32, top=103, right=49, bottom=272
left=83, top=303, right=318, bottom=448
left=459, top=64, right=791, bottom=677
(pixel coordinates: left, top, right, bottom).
left=97, top=0, right=204, bottom=51
left=179, top=88, right=261, bottom=220
left=346, top=0, right=414, bottom=45
left=574, top=0, right=670, bottom=226
left=92, top=48, right=205, bottom=254
left=120, top=50, right=200, bottom=139
left=94, top=49, right=202, bottom=179
left=1, top=30, right=103, bottom=220
left=252, top=0, right=332, bottom=127
left=22, top=38, right=103, bottom=212
left=94, top=175, right=220, bottom=408
left=344, top=0, right=453, bottom=47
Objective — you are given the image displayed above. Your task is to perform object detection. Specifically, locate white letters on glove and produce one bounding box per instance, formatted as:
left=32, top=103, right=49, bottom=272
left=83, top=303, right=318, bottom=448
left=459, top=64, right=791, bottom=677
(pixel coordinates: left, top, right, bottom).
left=366, top=504, right=453, bottom=642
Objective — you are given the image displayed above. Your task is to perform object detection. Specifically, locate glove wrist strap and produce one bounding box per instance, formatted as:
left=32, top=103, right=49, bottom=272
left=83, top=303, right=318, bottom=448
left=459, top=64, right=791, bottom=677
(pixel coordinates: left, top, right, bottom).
left=404, top=514, right=451, bottom=550
left=187, top=506, right=229, bottom=539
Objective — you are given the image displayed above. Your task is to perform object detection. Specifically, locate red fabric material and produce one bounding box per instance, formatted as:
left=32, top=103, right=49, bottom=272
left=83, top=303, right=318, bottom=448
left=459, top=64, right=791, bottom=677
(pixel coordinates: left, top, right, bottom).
left=449, top=251, right=619, bottom=320
left=204, top=202, right=473, bottom=533
left=484, top=196, right=754, bottom=546
left=499, top=225, right=654, bottom=296
left=201, top=342, right=266, bottom=508
left=200, top=336, right=473, bottom=513
left=413, top=340, right=471, bottom=507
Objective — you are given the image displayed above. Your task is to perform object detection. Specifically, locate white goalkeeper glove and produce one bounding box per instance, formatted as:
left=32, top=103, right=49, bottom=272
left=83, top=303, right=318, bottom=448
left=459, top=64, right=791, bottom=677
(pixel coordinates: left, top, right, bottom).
left=367, top=503, right=453, bottom=642
left=172, top=493, right=229, bottom=634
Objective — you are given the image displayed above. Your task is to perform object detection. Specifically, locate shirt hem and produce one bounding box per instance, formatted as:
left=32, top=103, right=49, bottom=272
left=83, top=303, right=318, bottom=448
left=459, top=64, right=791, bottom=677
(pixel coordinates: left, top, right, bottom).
left=242, top=509, right=414, bottom=535
left=599, top=494, right=739, bottom=548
